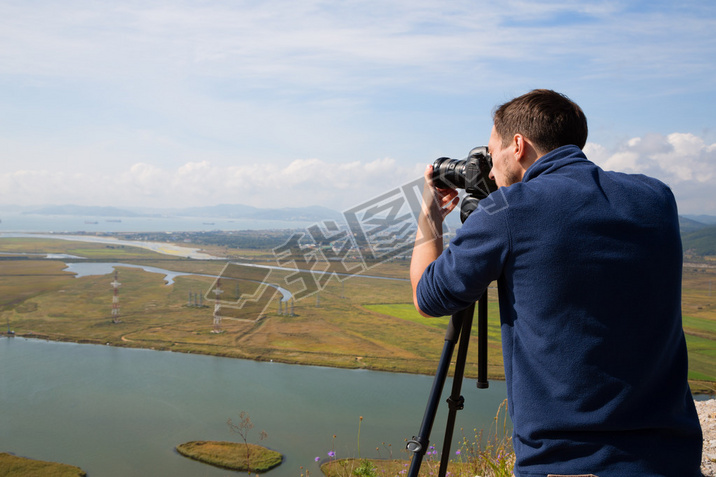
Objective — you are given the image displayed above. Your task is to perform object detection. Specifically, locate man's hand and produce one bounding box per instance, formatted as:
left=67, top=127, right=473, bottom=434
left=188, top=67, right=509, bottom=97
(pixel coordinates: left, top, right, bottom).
left=410, top=165, right=459, bottom=317
left=422, top=164, right=460, bottom=224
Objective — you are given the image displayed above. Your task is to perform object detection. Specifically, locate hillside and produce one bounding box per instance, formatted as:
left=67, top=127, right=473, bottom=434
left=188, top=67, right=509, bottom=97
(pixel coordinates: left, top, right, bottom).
left=680, top=216, right=711, bottom=233
left=683, top=225, right=716, bottom=256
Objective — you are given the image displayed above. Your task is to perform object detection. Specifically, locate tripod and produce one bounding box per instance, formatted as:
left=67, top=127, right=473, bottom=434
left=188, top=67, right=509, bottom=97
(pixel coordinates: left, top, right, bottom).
left=405, top=291, right=489, bottom=477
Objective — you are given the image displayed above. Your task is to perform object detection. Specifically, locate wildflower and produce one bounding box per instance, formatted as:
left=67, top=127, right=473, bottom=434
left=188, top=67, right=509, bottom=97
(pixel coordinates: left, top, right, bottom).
left=315, top=457, right=320, bottom=462
left=455, top=450, right=461, bottom=455
left=328, top=451, right=336, bottom=458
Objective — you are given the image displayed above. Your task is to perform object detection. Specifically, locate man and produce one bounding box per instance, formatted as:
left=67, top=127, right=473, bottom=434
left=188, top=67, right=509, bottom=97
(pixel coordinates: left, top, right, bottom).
left=410, top=89, right=702, bottom=476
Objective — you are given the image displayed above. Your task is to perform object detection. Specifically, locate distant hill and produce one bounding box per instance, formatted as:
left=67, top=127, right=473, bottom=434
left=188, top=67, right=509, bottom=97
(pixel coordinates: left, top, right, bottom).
left=684, top=214, right=716, bottom=225
left=682, top=225, right=716, bottom=256
left=20, top=203, right=343, bottom=222
left=680, top=215, right=716, bottom=256
left=679, top=216, right=710, bottom=233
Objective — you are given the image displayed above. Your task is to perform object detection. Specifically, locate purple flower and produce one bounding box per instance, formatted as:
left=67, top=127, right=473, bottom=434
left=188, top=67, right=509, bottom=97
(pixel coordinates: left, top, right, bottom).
left=328, top=451, right=336, bottom=458
left=315, top=457, right=320, bottom=462
left=455, top=450, right=461, bottom=455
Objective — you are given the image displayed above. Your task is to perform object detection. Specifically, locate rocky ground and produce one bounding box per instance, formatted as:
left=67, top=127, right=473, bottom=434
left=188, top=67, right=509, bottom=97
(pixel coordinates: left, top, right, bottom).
left=696, top=399, right=716, bottom=476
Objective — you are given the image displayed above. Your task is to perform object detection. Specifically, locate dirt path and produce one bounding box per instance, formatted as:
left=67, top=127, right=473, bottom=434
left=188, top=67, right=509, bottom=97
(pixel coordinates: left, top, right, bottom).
left=696, top=399, right=716, bottom=475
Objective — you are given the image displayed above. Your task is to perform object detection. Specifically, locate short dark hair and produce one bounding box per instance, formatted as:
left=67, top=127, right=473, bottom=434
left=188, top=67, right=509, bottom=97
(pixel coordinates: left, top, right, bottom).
left=493, top=89, right=588, bottom=153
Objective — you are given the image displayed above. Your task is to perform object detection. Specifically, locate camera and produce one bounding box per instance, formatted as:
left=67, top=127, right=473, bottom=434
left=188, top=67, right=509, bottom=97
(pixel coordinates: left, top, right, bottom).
left=431, top=146, right=498, bottom=222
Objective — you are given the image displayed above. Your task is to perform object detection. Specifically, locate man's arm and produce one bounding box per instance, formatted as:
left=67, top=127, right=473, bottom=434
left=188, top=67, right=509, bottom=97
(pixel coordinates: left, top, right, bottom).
left=410, top=165, right=459, bottom=317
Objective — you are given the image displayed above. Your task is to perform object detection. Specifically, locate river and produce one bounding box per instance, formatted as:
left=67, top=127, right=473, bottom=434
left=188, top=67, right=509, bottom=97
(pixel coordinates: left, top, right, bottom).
left=0, top=337, right=508, bottom=477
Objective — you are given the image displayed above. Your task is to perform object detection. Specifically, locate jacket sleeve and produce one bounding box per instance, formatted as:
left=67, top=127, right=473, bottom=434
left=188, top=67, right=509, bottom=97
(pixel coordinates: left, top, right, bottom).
left=416, top=194, right=511, bottom=317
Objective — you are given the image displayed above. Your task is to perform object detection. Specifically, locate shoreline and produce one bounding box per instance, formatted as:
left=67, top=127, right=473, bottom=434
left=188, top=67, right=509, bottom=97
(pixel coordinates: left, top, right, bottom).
left=4, top=333, right=714, bottom=397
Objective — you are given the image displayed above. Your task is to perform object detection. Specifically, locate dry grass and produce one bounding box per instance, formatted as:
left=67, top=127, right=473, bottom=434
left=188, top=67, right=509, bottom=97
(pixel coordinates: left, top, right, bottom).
left=0, top=453, right=86, bottom=477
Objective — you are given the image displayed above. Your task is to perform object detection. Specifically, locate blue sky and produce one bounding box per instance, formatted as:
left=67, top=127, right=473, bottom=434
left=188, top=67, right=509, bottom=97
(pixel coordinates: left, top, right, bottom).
left=1, top=0, right=715, bottom=214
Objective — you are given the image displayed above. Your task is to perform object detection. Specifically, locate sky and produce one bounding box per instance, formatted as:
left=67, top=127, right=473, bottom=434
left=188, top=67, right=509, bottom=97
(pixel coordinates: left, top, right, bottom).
left=1, top=0, right=715, bottom=214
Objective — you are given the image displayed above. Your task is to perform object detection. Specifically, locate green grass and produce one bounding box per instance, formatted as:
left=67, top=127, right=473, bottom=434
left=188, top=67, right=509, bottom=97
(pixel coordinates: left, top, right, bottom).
left=684, top=326, right=716, bottom=386
left=364, top=301, right=506, bottom=379
left=0, top=453, right=86, bottom=477
left=175, top=441, right=282, bottom=472
left=683, top=315, right=716, bottom=336
left=364, top=301, right=502, bottom=339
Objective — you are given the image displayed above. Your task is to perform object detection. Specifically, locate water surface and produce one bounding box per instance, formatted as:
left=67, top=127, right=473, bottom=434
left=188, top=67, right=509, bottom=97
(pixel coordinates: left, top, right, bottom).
left=0, top=338, right=508, bottom=477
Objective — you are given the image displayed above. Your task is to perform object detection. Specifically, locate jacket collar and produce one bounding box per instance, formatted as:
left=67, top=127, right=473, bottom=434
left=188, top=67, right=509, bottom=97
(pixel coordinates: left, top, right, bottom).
left=522, top=144, right=589, bottom=182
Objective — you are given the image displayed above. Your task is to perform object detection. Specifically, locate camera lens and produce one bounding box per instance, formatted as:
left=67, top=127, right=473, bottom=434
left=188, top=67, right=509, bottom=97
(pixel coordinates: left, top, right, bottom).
left=431, top=147, right=496, bottom=200
left=432, top=157, right=467, bottom=190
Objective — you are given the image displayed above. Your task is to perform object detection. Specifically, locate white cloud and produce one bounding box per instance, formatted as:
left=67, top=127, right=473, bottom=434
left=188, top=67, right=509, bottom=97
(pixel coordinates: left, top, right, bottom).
left=0, top=156, right=419, bottom=211
left=585, top=132, right=716, bottom=213
left=1, top=133, right=714, bottom=214
left=1, top=1, right=715, bottom=217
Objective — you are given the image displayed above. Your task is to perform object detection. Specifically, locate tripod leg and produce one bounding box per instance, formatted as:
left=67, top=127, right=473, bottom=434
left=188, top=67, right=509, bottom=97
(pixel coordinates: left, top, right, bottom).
left=406, top=308, right=464, bottom=477
left=438, top=302, right=475, bottom=477
left=477, top=293, right=489, bottom=389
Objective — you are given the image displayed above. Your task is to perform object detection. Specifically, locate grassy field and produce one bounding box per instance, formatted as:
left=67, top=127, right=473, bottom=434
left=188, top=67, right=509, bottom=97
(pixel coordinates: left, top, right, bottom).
left=682, top=261, right=716, bottom=392
left=1, top=237, right=715, bottom=393
left=0, top=238, right=457, bottom=376
left=363, top=298, right=505, bottom=380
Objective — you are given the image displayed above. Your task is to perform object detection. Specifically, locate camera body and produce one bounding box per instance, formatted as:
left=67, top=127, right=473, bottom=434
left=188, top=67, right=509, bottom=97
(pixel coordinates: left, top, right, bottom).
left=431, top=146, right=498, bottom=222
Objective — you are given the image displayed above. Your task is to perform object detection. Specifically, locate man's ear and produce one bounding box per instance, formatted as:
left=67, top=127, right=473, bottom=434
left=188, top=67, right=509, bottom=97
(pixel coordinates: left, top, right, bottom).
left=513, top=134, right=541, bottom=171
left=512, top=134, right=527, bottom=160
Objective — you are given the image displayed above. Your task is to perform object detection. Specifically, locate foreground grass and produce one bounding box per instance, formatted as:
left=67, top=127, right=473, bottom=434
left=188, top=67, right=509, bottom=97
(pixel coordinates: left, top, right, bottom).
left=0, top=453, right=86, bottom=477
left=320, top=402, right=514, bottom=477
left=320, top=457, right=513, bottom=477
left=175, top=441, right=282, bottom=472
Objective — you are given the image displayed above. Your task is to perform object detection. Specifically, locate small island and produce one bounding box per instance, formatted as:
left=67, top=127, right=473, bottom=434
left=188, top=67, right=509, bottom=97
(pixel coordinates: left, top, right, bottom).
left=176, top=441, right=283, bottom=473
left=0, top=453, right=86, bottom=477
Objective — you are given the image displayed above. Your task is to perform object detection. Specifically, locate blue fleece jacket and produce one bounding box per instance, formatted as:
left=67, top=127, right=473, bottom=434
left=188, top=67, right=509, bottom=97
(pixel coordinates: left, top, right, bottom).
left=416, top=145, right=702, bottom=476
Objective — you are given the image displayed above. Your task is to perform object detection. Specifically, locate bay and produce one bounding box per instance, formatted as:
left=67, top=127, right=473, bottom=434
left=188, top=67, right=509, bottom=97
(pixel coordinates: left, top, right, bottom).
left=0, top=212, right=312, bottom=233
left=0, top=338, right=508, bottom=477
